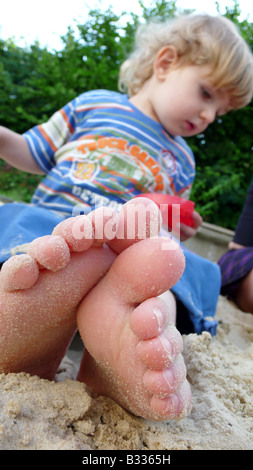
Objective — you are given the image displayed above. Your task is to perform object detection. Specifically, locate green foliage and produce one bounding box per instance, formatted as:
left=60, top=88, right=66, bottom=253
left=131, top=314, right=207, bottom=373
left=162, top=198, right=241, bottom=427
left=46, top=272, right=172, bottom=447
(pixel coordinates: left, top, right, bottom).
left=187, top=0, right=253, bottom=227
left=189, top=104, right=253, bottom=227
left=139, top=0, right=177, bottom=20
left=0, top=0, right=252, bottom=229
left=0, top=160, right=43, bottom=202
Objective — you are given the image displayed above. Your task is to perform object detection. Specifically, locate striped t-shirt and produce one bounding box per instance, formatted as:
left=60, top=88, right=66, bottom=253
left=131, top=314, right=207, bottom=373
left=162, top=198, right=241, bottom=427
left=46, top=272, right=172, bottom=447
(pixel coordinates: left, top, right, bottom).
left=24, top=90, right=196, bottom=217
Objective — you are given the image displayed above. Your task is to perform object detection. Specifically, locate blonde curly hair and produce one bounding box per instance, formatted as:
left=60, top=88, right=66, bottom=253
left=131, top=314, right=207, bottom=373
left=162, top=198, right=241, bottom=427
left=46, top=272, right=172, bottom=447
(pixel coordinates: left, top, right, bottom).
left=119, top=14, right=253, bottom=109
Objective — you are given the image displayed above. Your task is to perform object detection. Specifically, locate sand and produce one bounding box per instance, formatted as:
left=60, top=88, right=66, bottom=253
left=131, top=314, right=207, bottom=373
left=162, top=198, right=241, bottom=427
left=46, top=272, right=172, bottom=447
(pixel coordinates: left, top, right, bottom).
left=0, top=295, right=252, bottom=450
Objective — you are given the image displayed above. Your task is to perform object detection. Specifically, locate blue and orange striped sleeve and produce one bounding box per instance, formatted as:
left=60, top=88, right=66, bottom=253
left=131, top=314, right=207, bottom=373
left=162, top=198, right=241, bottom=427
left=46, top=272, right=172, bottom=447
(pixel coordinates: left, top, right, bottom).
left=23, top=97, right=77, bottom=174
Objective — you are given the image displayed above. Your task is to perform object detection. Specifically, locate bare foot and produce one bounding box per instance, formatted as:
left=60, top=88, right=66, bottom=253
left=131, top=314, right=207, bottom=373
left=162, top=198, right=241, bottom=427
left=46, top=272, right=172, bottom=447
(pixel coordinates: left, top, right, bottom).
left=0, top=210, right=118, bottom=379
left=77, top=236, right=192, bottom=421
left=0, top=198, right=161, bottom=380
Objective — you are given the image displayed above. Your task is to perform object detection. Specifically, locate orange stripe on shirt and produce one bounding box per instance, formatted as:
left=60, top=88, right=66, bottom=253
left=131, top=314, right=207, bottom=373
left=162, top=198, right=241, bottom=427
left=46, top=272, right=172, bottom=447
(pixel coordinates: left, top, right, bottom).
left=59, top=109, right=75, bottom=134
left=38, top=182, right=86, bottom=204
left=93, top=179, right=135, bottom=195
left=38, top=125, right=58, bottom=152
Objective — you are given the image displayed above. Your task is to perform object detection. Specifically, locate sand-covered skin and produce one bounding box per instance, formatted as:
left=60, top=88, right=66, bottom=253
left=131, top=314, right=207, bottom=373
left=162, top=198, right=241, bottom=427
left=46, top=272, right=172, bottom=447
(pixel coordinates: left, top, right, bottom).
left=0, top=296, right=252, bottom=450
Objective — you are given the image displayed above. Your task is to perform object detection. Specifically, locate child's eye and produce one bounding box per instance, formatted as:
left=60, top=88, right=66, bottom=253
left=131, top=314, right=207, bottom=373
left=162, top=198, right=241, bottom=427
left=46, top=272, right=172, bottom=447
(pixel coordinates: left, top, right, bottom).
left=202, top=88, right=212, bottom=99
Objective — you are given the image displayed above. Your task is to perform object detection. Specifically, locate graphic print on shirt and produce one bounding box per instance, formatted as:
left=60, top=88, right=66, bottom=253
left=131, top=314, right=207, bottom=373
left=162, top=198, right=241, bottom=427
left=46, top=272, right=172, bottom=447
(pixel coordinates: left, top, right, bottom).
left=60, top=135, right=170, bottom=197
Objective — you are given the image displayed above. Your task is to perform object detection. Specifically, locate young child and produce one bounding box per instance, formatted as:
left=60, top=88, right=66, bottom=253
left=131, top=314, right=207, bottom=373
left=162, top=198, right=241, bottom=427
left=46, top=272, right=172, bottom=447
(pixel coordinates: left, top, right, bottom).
left=0, top=14, right=252, bottom=422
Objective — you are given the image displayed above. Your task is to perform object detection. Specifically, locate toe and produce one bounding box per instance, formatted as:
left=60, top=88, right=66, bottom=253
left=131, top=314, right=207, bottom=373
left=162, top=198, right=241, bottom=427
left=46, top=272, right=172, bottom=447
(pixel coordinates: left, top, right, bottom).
left=88, top=207, right=119, bottom=246
left=137, top=326, right=184, bottom=369
left=53, top=216, right=94, bottom=252
left=106, top=237, right=185, bottom=305
left=0, top=254, right=39, bottom=291
left=151, top=381, right=192, bottom=420
left=129, top=297, right=170, bottom=340
left=143, top=354, right=187, bottom=397
left=27, top=235, right=70, bottom=271
left=107, top=197, right=162, bottom=253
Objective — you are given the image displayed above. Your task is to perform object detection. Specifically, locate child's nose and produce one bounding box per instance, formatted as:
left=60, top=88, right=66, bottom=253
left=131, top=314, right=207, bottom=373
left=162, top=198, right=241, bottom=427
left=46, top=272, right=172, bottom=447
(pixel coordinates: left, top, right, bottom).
left=200, top=106, right=216, bottom=124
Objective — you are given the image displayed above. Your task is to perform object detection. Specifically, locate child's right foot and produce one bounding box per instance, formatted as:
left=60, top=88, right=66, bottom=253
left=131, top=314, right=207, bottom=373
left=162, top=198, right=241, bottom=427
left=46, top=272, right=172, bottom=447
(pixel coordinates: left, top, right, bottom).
left=77, top=237, right=191, bottom=421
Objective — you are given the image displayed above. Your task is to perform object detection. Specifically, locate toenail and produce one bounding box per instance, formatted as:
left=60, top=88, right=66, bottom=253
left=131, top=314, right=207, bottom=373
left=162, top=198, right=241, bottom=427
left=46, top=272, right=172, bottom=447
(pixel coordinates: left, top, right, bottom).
left=164, top=393, right=180, bottom=415
left=159, top=336, right=173, bottom=361
left=162, top=369, right=174, bottom=389
left=160, top=328, right=183, bottom=358
left=152, top=308, right=164, bottom=333
left=151, top=393, right=181, bottom=419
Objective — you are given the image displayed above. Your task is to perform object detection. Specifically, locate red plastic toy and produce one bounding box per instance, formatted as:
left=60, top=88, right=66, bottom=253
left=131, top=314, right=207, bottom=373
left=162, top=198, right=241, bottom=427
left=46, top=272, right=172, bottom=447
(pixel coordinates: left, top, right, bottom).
left=136, top=193, right=195, bottom=228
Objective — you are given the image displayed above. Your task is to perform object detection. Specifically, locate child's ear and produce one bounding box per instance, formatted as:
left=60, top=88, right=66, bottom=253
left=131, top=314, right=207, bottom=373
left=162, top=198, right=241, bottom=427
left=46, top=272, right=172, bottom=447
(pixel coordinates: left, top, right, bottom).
left=154, top=46, right=178, bottom=79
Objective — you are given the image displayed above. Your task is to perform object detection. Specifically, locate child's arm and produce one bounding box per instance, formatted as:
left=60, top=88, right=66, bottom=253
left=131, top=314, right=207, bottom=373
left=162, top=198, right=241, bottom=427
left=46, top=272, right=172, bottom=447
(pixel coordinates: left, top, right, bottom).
left=0, top=126, right=45, bottom=175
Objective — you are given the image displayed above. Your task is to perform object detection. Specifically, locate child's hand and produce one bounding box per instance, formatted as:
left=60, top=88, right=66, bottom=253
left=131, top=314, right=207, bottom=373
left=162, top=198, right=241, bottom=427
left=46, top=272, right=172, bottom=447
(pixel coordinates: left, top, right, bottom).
left=179, top=210, right=203, bottom=241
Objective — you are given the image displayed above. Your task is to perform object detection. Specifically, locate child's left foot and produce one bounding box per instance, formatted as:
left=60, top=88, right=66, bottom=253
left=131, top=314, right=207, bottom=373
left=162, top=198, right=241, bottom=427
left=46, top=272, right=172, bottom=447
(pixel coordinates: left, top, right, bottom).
left=0, top=214, right=117, bottom=380
left=0, top=200, right=161, bottom=380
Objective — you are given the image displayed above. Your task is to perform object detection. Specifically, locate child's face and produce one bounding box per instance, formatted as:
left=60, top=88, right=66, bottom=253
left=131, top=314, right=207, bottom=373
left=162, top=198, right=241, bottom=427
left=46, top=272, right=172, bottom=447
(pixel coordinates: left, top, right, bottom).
left=150, top=63, right=232, bottom=137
